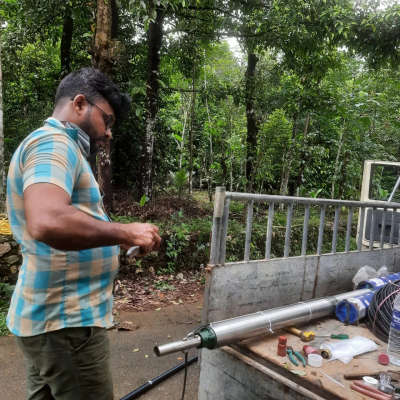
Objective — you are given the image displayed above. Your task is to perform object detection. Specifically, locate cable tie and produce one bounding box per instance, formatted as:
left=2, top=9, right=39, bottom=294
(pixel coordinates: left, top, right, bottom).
left=258, top=311, right=274, bottom=334
left=266, top=317, right=274, bottom=334
left=297, top=301, right=313, bottom=321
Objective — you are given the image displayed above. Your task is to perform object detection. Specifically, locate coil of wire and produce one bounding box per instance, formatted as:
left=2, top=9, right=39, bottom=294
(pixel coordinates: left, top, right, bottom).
left=367, top=280, right=400, bottom=342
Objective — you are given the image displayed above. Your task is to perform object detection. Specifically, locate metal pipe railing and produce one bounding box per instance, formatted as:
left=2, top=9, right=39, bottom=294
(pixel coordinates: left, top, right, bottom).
left=225, top=192, right=400, bottom=209
left=209, top=187, right=400, bottom=266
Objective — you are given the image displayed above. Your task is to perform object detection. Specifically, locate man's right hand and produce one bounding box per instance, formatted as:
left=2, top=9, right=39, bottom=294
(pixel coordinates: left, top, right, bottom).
left=121, top=222, right=161, bottom=256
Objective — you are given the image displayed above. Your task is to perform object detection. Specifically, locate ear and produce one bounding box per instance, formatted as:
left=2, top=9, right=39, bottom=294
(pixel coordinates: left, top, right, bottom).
left=71, top=94, right=89, bottom=116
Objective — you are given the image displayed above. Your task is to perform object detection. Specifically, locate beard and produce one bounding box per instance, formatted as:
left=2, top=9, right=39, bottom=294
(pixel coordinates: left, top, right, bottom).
left=78, top=110, right=105, bottom=155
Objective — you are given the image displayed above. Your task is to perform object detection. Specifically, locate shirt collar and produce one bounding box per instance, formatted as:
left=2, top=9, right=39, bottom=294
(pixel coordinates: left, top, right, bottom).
left=44, top=117, right=91, bottom=159
left=44, top=117, right=78, bottom=142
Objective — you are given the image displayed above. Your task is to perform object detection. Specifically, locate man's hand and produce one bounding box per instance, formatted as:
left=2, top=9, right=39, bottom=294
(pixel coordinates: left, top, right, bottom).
left=121, top=223, right=161, bottom=256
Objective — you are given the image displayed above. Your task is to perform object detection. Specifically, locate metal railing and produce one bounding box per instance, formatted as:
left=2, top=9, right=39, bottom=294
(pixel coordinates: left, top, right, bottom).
left=209, top=187, right=400, bottom=266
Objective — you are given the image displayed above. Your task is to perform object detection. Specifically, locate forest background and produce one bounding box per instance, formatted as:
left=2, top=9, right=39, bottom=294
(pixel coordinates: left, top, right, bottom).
left=1, top=0, right=400, bottom=281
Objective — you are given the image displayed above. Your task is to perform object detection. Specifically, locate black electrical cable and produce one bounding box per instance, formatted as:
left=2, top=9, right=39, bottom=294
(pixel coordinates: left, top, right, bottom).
left=120, top=355, right=198, bottom=400
left=367, top=280, right=400, bottom=342
left=180, top=352, right=189, bottom=400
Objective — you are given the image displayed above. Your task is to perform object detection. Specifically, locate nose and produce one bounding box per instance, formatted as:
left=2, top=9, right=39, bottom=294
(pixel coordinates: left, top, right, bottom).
left=105, top=127, right=113, bottom=139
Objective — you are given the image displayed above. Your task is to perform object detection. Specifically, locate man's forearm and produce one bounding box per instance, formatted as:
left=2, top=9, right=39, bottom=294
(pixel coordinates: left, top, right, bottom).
left=24, top=183, right=160, bottom=253
left=29, top=205, right=128, bottom=251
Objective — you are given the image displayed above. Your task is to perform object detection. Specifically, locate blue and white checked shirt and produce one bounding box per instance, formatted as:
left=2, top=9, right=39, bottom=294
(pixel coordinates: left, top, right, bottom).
left=6, top=118, right=119, bottom=337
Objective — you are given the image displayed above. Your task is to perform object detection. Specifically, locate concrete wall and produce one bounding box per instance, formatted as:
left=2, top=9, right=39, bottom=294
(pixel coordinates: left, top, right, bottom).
left=203, top=248, right=400, bottom=323
left=199, top=349, right=313, bottom=400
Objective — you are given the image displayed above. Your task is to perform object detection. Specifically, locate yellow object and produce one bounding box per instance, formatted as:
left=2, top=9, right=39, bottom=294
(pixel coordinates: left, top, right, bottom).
left=0, top=214, right=12, bottom=235
left=286, top=326, right=316, bottom=342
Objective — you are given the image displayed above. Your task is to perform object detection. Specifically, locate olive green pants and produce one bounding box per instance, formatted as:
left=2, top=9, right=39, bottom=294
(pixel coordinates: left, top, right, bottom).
left=16, top=327, right=113, bottom=400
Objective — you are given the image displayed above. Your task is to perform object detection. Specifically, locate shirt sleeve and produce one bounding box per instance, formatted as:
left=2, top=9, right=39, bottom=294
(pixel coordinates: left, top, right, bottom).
left=21, top=133, right=80, bottom=197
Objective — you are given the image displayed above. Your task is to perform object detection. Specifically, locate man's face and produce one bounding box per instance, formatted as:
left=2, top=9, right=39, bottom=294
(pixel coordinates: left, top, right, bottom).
left=79, top=99, right=115, bottom=152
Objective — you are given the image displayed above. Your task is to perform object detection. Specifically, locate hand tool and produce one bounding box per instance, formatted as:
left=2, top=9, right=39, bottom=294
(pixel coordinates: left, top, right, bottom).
left=350, top=380, right=392, bottom=400
left=127, top=246, right=141, bottom=257
left=315, top=333, right=349, bottom=339
left=344, top=370, right=400, bottom=382
left=287, top=346, right=306, bottom=367
left=286, top=327, right=315, bottom=342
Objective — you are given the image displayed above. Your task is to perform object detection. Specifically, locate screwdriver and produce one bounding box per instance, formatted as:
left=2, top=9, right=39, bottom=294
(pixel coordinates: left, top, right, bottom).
left=315, top=333, right=349, bottom=340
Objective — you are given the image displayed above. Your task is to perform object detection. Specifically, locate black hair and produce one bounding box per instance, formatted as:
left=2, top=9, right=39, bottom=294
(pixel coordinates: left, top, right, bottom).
left=54, top=67, right=131, bottom=122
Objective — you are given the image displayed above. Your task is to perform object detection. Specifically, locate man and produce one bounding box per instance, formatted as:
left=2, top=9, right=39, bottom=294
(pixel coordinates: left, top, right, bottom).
left=6, top=67, right=161, bottom=400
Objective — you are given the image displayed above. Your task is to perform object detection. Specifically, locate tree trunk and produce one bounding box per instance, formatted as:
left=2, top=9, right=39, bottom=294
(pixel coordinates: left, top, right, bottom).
left=60, top=6, right=73, bottom=77
left=179, top=93, right=190, bottom=169
left=280, top=114, right=298, bottom=196
left=0, top=33, right=4, bottom=213
left=331, top=124, right=345, bottom=199
left=92, top=0, right=115, bottom=212
left=143, top=3, right=164, bottom=198
left=294, top=112, right=310, bottom=193
left=338, top=151, right=349, bottom=199
left=245, top=51, right=258, bottom=192
left=188, top=67, right=196, bottom=195
left=204, top=60, right=214, bottom=191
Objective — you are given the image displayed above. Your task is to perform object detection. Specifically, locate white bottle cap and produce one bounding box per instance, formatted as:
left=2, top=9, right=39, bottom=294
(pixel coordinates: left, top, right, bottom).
left=308, top=354, right=323, bottom=367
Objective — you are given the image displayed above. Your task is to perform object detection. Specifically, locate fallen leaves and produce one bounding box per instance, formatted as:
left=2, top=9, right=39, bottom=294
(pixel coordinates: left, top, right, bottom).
left=114, top=271, right=204, bottom=313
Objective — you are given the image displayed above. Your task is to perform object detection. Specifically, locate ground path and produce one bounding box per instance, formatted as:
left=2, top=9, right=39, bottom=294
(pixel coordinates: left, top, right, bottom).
left=0, top=299, right=202, bottom=399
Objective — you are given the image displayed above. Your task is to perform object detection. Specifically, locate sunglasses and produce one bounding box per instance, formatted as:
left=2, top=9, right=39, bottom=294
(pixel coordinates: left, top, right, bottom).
left=86, top=99, right=115, bottom=130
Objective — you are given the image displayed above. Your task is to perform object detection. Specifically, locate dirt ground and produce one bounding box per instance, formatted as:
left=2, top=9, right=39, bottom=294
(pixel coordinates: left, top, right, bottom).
left=1, top=269, right=205, bottom=400
left=0, top=297, right=203, bottom=400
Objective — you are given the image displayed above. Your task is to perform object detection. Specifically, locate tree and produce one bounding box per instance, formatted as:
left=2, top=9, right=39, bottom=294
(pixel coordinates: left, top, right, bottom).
left=0, top=28, right=4, bottom=213
left=92, top=0, right=119, bottom=212
left=143, top=1, right=165, bottom=198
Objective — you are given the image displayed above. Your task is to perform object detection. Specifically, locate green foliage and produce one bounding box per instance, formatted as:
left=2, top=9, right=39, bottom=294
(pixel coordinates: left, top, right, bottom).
left=154, top=280, right=175, bottom=291
left=110, top=214, right=136, bottom=223
left=158, top=211, right=212, bottom=274
left=139, top=195, right=149, bottom=207
left=255, top=109, right=292, bottom=192
left=170, top=169, right=188, bottom=199
left=224, top=205, right=359, bottom=262
left=3, top=0, right=400, bottom=214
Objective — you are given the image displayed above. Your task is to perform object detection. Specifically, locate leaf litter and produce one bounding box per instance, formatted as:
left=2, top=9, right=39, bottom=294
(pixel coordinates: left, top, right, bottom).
left=113, top=270, right=204, bottom=313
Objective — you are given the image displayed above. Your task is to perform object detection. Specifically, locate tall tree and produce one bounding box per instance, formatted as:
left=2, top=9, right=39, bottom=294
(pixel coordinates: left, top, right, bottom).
left=245, top=48, right=258, bottom=192
left=92, top=0, right=116, bottom=211
left=143, top=2, right=165, bottom=198
left=0, top=29, right=4, bottom=213
left=60, top=5, right=74, bottom=77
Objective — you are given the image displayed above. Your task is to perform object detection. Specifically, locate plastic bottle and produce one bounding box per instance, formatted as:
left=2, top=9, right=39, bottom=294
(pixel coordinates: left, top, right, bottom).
left=387, top=293, right=400, bottom=366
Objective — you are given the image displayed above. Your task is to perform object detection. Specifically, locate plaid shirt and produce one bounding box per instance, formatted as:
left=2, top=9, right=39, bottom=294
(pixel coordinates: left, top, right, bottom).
left=6, top=118, right=119, bottom=337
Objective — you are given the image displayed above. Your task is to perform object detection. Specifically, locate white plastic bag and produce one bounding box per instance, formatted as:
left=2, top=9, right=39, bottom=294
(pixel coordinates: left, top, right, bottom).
left=320, top=336, right=378, bottom=364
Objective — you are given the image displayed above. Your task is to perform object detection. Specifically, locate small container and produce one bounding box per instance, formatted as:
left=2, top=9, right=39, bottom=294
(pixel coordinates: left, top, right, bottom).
left=303, top=345, right=318, bottom=356
left=378, top=353, right=389, bottom=365
left=308, top=353, right=323, bottom=367
left=277, top=336, right=287, bottom=357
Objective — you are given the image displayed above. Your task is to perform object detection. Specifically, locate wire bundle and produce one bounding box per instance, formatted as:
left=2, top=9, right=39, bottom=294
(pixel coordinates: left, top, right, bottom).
left=367, top=280, right=400, bottom=342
